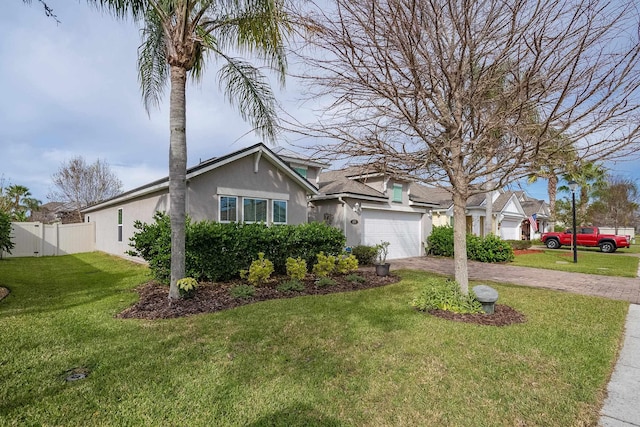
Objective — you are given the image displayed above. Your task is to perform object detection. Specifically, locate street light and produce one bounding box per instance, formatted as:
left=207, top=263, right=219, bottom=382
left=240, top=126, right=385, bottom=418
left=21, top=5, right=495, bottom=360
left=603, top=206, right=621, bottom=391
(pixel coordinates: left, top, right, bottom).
left=568, top=180, right=579, bottom=263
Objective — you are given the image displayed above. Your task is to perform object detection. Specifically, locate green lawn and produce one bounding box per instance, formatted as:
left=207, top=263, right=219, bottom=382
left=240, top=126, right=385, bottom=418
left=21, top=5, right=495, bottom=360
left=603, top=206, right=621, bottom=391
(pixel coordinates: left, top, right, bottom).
left=0, top=253, right=629, bottom=426
left=512, top=248, right=639, bottom=277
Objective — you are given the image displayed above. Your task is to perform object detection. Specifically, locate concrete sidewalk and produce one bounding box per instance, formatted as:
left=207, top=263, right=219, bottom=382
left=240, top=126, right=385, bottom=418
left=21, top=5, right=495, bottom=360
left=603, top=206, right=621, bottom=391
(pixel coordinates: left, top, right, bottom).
left=390, top=256, right=640, bottom=426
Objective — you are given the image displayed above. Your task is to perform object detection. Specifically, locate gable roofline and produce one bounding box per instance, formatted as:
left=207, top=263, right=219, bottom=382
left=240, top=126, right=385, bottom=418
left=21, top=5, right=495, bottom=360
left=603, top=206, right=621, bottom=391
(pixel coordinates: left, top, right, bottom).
left=83, top=143, right=318, bottom=213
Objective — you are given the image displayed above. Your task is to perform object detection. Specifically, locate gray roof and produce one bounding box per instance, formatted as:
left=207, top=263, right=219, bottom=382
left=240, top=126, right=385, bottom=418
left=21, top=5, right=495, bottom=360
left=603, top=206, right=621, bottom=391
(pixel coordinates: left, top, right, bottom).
left=317, top=169, right=387, bottom=199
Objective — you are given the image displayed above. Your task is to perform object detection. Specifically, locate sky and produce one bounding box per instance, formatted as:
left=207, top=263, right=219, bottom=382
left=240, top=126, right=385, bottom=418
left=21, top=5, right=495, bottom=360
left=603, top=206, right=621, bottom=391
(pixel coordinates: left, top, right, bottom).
left=2, top=1, right=639, bottom=205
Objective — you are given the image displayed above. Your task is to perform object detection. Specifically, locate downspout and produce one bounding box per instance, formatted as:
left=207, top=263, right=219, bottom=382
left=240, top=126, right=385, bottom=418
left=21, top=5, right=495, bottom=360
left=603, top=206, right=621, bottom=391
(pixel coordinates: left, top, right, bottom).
left=338, top=197, right=347, bottom=237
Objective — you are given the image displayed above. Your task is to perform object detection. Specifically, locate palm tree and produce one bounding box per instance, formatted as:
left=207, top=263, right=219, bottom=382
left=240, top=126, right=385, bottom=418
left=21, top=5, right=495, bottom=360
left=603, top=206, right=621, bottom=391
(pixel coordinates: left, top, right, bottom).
left=92, top=0, right=289, bottom=300
left=561, top=161, right=607, bottom=221
left=527, top=130, right=577, bottom=228
left=5, top=184, right=41, bottom=221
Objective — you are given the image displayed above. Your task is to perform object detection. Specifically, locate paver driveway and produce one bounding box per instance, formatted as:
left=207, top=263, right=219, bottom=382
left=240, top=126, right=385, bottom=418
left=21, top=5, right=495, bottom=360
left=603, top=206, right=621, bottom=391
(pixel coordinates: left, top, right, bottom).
left=392, top=256, right=640, bottom=304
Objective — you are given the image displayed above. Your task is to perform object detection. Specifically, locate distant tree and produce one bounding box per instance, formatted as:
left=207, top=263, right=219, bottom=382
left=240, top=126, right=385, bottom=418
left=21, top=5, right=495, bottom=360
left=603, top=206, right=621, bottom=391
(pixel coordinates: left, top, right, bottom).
left=560, top=161, right=608, bottom=220
left=3, top=184, right=41, bottom=221
left=48, top=156, right=123, bottom=223
left=588, top=175, right=639, bottom=233
left=527, top=130, right=577, bottom=228
left=0, top=211, right=14, bottom=258
left=293, top=0, right=640, bottom=293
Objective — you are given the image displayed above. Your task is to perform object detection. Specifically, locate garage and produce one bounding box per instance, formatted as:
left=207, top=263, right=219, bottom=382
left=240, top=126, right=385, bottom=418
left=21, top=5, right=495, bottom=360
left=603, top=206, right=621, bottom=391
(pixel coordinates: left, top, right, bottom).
left=361, top=209, right=423, bottom=259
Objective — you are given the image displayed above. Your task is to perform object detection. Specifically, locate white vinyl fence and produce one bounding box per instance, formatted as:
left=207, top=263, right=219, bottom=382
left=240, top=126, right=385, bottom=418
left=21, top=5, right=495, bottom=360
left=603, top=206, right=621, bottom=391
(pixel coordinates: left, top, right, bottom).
left=597, top=227, right=636, bottom=240
left=2, top=222, right=95, bottom=258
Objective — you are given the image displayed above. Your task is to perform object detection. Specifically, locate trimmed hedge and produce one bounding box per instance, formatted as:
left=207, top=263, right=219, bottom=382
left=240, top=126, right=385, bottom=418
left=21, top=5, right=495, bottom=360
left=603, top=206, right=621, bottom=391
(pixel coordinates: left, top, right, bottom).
left=427, top=225, right=514, bottom=263
left=128, top=212, right=346, bottom=283
left=351, top=245, right=377, bottom=265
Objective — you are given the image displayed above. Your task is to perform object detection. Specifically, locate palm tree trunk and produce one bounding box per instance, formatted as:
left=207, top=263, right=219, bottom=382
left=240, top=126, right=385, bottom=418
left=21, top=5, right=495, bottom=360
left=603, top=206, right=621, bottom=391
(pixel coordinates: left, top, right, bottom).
left=168, top=65, right=188, bottom=301
left=547, top=174, right=557, bottom=230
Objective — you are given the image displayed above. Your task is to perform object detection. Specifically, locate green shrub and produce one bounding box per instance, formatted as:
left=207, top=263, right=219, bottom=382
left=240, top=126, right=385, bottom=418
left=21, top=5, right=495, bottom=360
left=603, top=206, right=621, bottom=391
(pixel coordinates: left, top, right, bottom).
left=345, top=274, right=366, bottom=283
left=315, top=277, right=336, bottom=287
left=277, top=279, right=305, bottom=292
left=176, top=277, right=199, bottom=299
left=410, top=278, right=483, bottom=314
left=426, top=225, right=514, bottom=263
left=476, top=234, right=514, bottom=262
left=507, top=240, right=532, bottom=250
left=285, top=257, right=307, bottom=281
left=427, top=226, right=454, bottom=257
left=351, top=245, right=377, bottom=265
left=336, top=254, right=359, bottom=274
left=0, top=212, right=14, bottom=258
left=312, top=252, right=336, bottom=278
left=128, top=213, right=345, bottom=283
left=230, top=284, right=256, bottom=299
left=127, top=211, right=172, bottom=282
left=240, top=253, right=274, bottom=286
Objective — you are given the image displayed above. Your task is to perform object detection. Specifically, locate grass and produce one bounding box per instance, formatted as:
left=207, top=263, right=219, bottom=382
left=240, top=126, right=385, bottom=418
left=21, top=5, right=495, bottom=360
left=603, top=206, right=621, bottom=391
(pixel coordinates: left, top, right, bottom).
left=512, top=248, right=639, bottom=277
left=0, top=253, right=629, bottom=426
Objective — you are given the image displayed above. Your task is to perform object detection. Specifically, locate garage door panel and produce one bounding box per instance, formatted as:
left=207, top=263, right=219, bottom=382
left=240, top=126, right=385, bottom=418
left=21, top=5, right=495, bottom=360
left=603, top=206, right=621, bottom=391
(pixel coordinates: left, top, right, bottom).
left=362, top=210, right=421, bottom=259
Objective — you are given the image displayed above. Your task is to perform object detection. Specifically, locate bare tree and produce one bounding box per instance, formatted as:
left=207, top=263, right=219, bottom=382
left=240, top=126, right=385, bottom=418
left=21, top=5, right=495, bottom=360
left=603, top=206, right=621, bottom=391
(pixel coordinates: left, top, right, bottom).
left=291, top=0, right=640, bottom=293
left=21, top=0, right=59, bottom=23
left=49, top=156, right=123, bottom=222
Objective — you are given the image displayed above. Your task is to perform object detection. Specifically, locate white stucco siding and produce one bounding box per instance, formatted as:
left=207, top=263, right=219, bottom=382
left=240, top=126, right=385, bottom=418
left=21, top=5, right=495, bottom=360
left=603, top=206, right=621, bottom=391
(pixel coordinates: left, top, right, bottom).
left=362, top=209, right=423, bottom=259
left=91, top=192, right=168, bottom=258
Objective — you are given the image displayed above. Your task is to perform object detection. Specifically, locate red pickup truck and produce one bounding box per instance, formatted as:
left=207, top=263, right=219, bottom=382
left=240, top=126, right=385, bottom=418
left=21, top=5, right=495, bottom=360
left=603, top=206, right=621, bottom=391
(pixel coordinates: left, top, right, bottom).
left=541, top=227, right=631, bottom=253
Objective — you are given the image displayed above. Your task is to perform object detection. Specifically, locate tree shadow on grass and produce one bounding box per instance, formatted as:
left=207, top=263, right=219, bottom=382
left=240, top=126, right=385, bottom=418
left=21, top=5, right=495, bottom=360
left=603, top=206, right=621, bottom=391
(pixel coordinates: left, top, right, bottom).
left=246, top=404, right=345, bottom=427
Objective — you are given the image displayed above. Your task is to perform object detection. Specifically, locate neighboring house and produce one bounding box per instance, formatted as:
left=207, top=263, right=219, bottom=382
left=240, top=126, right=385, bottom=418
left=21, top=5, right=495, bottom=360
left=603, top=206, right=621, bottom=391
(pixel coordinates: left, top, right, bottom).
left=82, top=143, right=318, bottom=259
left=30, top=201, right=82, bottom=224
left=419, top=188, right=550, bottom=241
left=309, top=167, right=439, bottom=260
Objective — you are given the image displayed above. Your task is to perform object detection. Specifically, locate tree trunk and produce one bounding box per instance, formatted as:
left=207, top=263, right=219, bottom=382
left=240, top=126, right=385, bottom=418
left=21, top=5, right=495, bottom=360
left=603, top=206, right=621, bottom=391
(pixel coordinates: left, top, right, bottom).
left=484, top=188, right=493, bottom=236
left=168, top=66, right=188, bottom=301
left=452, top=190, right=469, bottom=294
left=547, top=174, right=557, bottom=230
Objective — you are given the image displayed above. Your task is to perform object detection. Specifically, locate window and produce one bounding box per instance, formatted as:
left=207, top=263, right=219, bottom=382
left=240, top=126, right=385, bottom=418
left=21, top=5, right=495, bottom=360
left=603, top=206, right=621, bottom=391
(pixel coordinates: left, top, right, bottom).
left=243, top=198, right=267, bottom=222
left=293, top=167, right=307, bottom=179
left=219, top=196, right=237, bottom=222
left=392, top=183, right=403, bottom=202
left=117, top=208, right=123, bottom=242
left=273, top=200, right=287, bottom=224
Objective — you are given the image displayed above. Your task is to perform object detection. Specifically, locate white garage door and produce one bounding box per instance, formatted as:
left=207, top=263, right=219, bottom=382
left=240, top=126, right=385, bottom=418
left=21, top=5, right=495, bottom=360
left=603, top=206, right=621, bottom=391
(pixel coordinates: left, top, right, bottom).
left=362, top=210, right=422, bottom=259
left=500, top=219, right=521, bottom=240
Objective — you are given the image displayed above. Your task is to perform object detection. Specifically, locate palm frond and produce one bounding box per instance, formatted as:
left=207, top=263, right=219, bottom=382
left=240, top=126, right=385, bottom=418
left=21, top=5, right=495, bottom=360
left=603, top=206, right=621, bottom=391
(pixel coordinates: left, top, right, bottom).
left=137, top=6, right=169, bottom=111
left=217, top=54, right=279, bottom=143
left=89, top=0, right=148, bottom=20
left=201, top=0, right=289, bottom=85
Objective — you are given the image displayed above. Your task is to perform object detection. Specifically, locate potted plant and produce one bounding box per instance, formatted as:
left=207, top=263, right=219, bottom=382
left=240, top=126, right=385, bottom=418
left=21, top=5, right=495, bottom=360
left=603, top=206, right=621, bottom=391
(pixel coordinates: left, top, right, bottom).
left=374, top=241, right=390, bottom=276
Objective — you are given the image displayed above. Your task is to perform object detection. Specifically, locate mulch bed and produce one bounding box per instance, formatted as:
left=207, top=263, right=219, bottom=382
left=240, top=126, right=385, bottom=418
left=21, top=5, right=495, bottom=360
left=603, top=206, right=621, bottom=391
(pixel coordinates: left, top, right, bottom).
left=117, top=271, right=526, bottom=326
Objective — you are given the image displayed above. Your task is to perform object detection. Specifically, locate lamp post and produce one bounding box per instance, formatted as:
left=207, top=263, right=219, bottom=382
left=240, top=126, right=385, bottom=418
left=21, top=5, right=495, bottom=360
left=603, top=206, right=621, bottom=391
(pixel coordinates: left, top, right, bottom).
left=568, top=180, right=578, bottom=263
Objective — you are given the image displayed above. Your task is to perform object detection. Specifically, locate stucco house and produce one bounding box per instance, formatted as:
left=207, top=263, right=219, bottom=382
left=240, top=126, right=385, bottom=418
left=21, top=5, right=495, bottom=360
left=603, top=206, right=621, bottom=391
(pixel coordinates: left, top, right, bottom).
left=308, top=167, right=439, bottom=259
left=82, top=143, right=318, bottom=258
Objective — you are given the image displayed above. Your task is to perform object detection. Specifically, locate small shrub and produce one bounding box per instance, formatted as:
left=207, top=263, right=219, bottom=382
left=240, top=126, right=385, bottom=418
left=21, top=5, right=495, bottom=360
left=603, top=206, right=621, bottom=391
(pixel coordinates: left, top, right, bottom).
left=507, top=240, right=532, bottom=250
left=315, top=277, right=336, bottom=287
left=240, top=253, right=274, bottom=286
left=0, top=212, right=14, bottom=257
left=410, top=277, right=483, bottom=314
left=375, top=241, right=390, bottom=264
left=351, top=245, right=377, bottom=265
left=277, top=279, right=305, bottom=292
left=477, top=234, right=514, bottom=262
left=176, top=277, right=199, bottom=299
left=336, top=254, right=359, bottom=274
left=345, top=274, right=366, bottom=283
left=312, top=252, right=336, bottom=278
left=285, top=257, right=307, bottom=281
left=230, top=284, right=256, bottom=299
left=427, top=226, right=454, bottom=257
